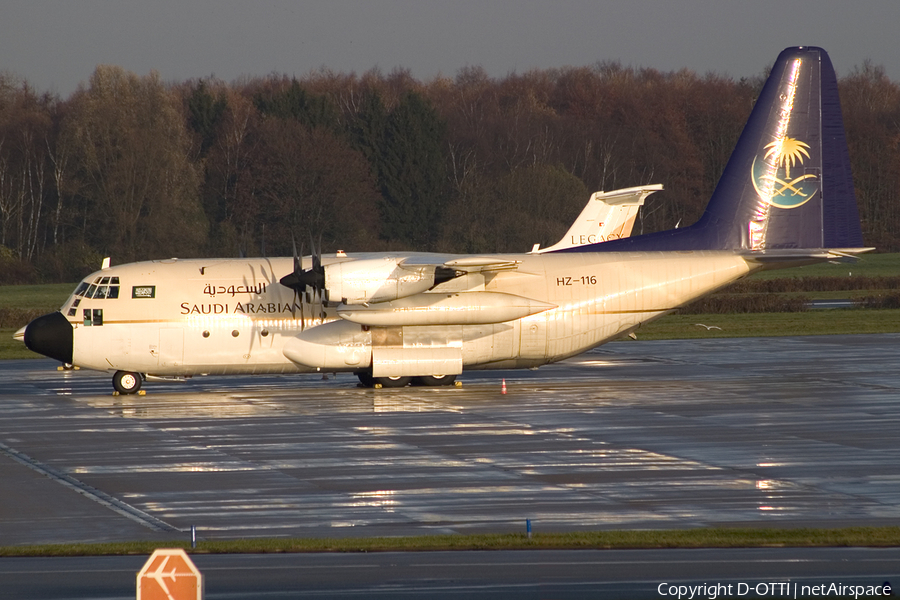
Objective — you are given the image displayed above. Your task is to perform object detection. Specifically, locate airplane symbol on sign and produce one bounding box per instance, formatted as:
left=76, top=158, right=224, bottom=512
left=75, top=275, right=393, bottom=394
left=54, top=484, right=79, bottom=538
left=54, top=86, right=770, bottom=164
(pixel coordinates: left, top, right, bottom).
left=148, top=556, right=179, bottom=600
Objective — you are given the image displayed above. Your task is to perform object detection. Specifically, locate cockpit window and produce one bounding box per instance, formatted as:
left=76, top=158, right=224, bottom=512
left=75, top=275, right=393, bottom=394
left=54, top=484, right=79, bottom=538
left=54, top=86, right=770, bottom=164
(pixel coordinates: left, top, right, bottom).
left=74, top=277, right=120, bottom=300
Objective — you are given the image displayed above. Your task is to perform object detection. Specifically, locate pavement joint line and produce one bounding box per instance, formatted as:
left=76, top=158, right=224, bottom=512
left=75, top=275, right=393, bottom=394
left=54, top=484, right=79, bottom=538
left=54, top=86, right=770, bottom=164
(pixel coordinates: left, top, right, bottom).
left=0, top=441, right=180, bottom=533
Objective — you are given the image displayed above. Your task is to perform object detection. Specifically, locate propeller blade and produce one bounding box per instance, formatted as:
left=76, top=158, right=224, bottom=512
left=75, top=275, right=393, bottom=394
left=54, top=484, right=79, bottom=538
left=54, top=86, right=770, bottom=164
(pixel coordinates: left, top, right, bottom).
left=309, top=233, right=320, bottom=273
left=299, top=288, right=305, bottom=330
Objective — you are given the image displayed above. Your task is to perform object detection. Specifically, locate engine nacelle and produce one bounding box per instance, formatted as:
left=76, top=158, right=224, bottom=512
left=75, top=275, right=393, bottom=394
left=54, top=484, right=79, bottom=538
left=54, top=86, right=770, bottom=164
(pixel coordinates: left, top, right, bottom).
left=324, top=257, right=437, bottom=304
left=282, top=319, right=463, bottom=378
left=283, top=319, right=372, bottom=371
left=337, top=292, right=556, bottom=327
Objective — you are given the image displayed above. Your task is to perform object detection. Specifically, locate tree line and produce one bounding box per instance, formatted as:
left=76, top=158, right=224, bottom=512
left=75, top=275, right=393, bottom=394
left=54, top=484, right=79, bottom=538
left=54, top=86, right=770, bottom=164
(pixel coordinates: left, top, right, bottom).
left=0, top=59, right=898, bottom=284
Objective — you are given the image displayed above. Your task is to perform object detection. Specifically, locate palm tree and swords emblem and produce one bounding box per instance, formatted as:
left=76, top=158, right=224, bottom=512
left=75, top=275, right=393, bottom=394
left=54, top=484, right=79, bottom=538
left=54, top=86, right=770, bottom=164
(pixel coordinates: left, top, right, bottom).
left=751, top=136, right=819, bottom=209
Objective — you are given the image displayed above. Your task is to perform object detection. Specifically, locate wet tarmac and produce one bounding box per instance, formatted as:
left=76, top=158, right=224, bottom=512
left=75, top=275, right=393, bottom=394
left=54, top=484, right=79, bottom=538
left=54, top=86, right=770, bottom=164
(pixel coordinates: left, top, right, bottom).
left=2, top=334, right=900, bottom=546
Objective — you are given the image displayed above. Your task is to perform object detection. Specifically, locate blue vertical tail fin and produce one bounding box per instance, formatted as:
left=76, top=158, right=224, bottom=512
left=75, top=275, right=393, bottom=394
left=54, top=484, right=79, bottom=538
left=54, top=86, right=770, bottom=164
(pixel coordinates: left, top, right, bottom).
left=560, top=46, right=866, bottom=254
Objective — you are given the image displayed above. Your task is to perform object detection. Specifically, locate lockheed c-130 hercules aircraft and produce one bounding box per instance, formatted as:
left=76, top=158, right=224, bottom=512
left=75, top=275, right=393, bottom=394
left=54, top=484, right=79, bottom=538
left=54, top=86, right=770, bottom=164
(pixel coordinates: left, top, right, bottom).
left=15, top=182, right=660, bottom=392
left=20, top=47, right=869, bottom=393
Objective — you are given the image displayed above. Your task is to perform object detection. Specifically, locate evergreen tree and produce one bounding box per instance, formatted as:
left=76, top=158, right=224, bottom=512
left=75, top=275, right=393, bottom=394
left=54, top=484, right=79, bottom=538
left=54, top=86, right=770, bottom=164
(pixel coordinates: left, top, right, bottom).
left=186, top=80, right=226, bottom=155
left=348, top=90, right=387, bottom=166
left=254, top=79, right=338, bottom=130
left=375, top=91, right=449, bottom=250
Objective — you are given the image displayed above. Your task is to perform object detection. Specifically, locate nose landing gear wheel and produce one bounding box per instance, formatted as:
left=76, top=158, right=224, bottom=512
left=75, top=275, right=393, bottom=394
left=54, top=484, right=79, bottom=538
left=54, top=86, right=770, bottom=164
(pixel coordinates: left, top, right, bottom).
left=112, top=370, right=143, bottom=395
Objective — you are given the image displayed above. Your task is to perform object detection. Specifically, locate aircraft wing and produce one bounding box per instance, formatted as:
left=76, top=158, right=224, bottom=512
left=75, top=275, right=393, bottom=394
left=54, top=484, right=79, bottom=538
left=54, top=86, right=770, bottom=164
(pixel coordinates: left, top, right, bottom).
left=281, top=252, right=527, bottom=306
left=403, top=255, right=521, bottom=272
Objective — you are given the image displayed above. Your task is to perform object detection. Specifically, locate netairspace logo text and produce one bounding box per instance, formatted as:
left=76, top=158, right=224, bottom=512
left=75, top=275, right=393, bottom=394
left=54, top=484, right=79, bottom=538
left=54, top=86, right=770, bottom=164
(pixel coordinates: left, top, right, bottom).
left=657, top=581, right=891, bottom=599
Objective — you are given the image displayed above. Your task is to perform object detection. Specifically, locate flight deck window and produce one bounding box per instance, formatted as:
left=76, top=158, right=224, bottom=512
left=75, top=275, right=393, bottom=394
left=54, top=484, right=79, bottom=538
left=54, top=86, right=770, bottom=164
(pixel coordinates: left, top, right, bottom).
left=76, top=277, right=120, bottom=299
left=67, top=297, right=81, bottom=317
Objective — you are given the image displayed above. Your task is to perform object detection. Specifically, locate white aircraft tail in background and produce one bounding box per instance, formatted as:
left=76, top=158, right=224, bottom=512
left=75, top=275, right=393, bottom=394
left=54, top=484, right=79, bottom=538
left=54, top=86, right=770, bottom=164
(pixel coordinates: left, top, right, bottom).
left=531, top=184, right=663, bottom=253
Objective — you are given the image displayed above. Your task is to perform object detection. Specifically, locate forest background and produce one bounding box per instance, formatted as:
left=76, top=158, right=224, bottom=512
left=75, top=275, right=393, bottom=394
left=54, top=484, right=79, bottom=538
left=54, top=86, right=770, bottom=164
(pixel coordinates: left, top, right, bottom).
left=0, top=59, right=897, bottom=285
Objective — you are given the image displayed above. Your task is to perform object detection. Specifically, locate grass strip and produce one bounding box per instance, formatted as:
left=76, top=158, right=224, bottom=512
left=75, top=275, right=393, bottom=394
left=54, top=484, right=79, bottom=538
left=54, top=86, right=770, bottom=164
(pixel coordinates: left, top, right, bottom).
left=0, top=329, right=42, bottom=359
left=2, top=527, right=900, bottom=557
left=746, top=253, right=900, bottom=279
left=636, top=310, right=900, bottom=340
left=0, top=282, right=72, bottom=311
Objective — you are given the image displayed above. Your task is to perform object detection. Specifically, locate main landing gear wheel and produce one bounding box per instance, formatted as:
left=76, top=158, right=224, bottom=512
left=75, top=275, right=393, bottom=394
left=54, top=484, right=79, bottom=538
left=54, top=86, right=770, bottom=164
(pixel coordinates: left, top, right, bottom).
left=412, top=375, right=457, bottom=387
left=112, top=370, right=143, bottom=395
left=356, top=371, right=375, bottom=387
left=373, top=375, right=412, bottom=388
left=357, top=372, right=453, bottom=388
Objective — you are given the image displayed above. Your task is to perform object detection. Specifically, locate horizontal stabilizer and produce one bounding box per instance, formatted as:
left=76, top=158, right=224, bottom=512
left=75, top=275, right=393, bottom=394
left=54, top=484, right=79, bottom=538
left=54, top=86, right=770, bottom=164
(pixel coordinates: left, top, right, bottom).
left=741, top=247, right=874, bottom=267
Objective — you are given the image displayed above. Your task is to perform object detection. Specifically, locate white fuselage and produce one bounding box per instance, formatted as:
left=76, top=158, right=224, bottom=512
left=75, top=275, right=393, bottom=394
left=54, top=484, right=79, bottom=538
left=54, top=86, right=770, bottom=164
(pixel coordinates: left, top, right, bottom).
left=61, top=251, right=755, bottom=377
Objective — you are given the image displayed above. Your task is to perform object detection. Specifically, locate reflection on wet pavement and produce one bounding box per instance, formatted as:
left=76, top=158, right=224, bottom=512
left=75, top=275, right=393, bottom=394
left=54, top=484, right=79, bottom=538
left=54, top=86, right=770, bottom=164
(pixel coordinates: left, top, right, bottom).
left=2, top=334, right=900, bottom=544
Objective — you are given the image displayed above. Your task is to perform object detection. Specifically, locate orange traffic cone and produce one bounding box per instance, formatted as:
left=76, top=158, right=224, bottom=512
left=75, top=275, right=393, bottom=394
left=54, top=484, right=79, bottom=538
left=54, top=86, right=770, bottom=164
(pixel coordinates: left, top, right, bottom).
left=501, top=379, right=507, bottom=394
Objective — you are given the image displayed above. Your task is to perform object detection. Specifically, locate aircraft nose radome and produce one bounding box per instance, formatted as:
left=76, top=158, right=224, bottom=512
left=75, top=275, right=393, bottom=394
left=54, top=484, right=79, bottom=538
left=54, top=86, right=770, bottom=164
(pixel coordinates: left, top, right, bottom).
left=24, top=312, right=73, bottom=364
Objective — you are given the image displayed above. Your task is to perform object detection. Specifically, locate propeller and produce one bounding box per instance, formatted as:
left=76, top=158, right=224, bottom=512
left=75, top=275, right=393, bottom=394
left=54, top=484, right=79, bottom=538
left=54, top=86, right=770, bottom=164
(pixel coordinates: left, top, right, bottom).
left=279, top=234, right=328, bottom=327
left=308, top=234, right=328, bottom=320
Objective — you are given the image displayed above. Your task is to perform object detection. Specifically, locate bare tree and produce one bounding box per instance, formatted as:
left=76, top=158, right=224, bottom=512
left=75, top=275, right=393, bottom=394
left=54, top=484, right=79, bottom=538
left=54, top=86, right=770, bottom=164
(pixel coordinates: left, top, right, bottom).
left=64, top=65, right=205, bottom=260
